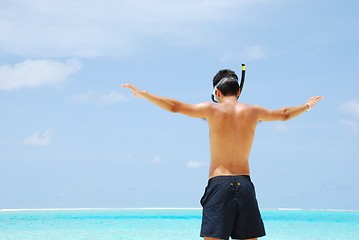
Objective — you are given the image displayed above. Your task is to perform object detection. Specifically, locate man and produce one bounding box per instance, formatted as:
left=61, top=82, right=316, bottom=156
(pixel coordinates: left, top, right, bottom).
left=121, top=69, right=323, bottom=240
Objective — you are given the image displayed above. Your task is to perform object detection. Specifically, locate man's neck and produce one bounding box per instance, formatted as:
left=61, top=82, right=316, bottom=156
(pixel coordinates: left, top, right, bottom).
left=219, top=96, right=238, bottom=104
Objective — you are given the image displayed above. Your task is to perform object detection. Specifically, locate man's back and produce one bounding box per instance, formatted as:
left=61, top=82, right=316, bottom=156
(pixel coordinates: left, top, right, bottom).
left=122, top=80, right=322, bottom=240
left=207, top=99, right=259, bottom=178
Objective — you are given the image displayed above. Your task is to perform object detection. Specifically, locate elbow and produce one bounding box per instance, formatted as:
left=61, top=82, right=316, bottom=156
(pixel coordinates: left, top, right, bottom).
left=281, top=115, right=290, bottom=121
left=280, top=110, right=291, bottom=121
left=169, top=101, right=180, bottom=113
left=170, top=106, right=177, bottom=113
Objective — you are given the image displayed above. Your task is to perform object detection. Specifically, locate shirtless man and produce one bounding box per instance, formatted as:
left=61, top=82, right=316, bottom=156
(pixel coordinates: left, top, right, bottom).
left=121, top=69, right=323, bottom=240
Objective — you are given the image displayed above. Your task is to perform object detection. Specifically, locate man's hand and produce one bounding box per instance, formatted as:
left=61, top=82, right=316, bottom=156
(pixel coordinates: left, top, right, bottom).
left=121, top=83, right=144, bottom=98
left=306, top=96, right=324, bottom=110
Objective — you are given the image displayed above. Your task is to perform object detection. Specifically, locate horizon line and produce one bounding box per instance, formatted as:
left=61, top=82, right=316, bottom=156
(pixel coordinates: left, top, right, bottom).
left=1, top=207, right=359, bottom=212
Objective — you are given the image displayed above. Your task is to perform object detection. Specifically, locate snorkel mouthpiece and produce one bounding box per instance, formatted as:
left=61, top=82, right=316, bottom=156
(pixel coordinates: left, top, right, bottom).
left=211, top=64, right=246, bottom=103
left=211, top=92, right=217, bottom=103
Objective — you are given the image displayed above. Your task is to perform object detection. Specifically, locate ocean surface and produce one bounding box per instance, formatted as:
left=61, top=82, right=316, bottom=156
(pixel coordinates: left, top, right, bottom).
left=0, top=208, right=358, bottom=240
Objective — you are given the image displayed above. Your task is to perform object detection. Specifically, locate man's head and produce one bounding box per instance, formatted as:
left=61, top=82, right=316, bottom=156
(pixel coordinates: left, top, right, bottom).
left=212, top=69, right=240, bottom=102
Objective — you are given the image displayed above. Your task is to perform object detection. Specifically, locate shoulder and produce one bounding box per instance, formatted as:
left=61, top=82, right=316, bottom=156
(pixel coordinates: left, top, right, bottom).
left=189, top=101, right=215, bottom=111
left=198, top=101, right=215, bottom=108
left=175, top=101, right=215, bottom=119
left=235, top=103, right=267, bottom=121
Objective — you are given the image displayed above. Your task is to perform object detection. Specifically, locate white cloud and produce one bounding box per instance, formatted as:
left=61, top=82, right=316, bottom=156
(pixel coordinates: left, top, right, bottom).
left=186, top=160, right=207, bottom=169
left=340, top=100, right=359, bottom=118
left=153, top=155, right=161, bottom=164
left=71, top=92, right=94, bottom=103
left=0, top=59, right=82, bottom=90
left=241, top=45, right=268, bottom=60
left=274, top=123, right=289, bottom=133
left=125, top=153, right=134, bottom=161
left=340, top=119, right=359, bottom=134
left=0, top=0, right=277, bottom=58
left=71, top=90, right=126, bottom=105
left=101, top=90, right=126, bottom=105
left=220, top=45, right=268, bottom=63
left=339, top=100, right=359, bottom=134
left=23, top=129, right=54, bottom=146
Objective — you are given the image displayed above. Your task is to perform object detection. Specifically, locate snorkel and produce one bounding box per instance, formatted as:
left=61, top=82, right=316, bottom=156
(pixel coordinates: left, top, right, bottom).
left=211, top=64, right=246, bottom=103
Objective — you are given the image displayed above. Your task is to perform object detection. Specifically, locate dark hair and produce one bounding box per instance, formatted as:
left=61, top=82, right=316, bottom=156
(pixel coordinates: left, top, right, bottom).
left=212, top=69, right=239, bottom=97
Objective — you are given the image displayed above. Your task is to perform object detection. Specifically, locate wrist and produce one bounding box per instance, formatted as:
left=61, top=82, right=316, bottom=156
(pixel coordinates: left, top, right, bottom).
left=138, top=90, right=147, bottom=98
left=305, top=103, right=311, bottom=112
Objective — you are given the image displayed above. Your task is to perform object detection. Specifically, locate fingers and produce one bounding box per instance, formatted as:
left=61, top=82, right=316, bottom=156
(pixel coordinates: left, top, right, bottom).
left=121, top=83, right=137, bottom=92
left=312, top=96, right=324, bottom=103
left=314, top=96, right=324, bottom=101
left=121, top=83, right=132, bottom=88
left=121, top=83, right=142, bottom=98
left=307, top=96, right=324, bottom=108
left=308, top=96, right=323, bottom=101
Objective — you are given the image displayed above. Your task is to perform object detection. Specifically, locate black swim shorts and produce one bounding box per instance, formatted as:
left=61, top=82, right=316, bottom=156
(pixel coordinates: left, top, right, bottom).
left=200, top=175, right=266, bottom=240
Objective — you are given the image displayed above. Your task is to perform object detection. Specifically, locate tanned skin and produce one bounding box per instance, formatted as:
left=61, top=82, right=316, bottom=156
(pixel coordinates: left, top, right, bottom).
left=122, top=83, right=323, bottom=240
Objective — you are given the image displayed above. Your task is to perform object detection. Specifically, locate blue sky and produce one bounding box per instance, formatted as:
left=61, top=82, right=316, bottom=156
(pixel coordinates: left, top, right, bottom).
left=0, top=0, right=358, bottom=210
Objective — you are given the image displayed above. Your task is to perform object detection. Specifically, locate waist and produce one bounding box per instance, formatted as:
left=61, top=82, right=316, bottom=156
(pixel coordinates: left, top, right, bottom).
left=209, top=163, right=250, bottom=179
left=208, top=175, right=251, bottom=184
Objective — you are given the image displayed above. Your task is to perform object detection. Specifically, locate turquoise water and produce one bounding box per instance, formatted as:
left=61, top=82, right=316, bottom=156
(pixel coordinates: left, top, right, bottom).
left=1, top=209, right=358, bottom=239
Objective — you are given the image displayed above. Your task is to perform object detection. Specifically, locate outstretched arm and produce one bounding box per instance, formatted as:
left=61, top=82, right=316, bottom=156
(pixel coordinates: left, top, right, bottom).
left=121, top=83, right=212, bottom=119
left=257, top=96, right=324, bottom=122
